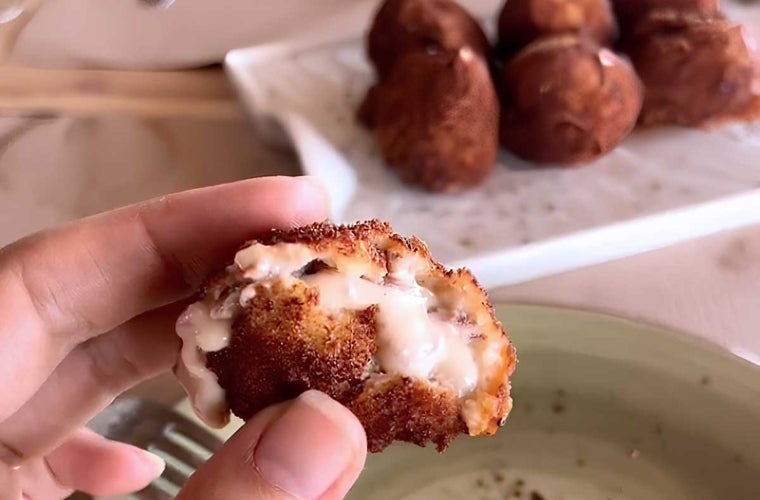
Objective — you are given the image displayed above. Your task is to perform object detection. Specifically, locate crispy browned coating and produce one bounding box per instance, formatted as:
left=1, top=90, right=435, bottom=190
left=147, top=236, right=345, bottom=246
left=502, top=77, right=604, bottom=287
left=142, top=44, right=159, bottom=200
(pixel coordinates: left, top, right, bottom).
left=349, top=377, right=465, bottom=452
left=497, top=0, right=618, bottom=57
left=611, top=0, right=720, bottom=31
left=622, top=11, right=760, bottom=127
left=357, top=83, right=381, bottom=129
left=498, top=35, right=643, bottom=164
left=368, top=0, right=490, bottom=80
left=199, top=220, right=516, bottom=453
left=206, top=280, right=377, bottom=421
left=362, top=48, right=499, bottom=192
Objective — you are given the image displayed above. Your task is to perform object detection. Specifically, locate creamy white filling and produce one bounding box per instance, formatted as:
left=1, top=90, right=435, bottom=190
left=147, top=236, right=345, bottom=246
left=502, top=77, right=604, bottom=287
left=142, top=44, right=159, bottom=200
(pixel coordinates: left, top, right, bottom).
left=301, top=271, right=478, bottom=395
left=175, top=302, right=233, bottom=428
left=176, top=242, right=483, bottom=427
left=234, top=243, right=317, bottom=280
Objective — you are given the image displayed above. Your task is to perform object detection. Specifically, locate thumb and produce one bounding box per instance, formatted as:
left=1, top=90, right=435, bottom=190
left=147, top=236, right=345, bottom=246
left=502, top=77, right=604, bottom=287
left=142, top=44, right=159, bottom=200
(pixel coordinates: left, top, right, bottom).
left=177, top=390, right=367, bottom=500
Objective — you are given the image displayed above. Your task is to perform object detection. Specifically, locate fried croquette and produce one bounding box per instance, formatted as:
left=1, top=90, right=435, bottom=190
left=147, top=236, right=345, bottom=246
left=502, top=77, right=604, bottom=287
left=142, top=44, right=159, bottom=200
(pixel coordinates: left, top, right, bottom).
left=611, top=0, right=720, bottom=31
left=367, top=0, right=491, bottom=80
left=498, top=35, right=643, bottom=164
left=175, top=220, right=517, bottom=453
left=497, top=0, right=618, bottom=57
left=623, top=11, right=760, bottom=126
left=360, top=47, right=499, bottom=192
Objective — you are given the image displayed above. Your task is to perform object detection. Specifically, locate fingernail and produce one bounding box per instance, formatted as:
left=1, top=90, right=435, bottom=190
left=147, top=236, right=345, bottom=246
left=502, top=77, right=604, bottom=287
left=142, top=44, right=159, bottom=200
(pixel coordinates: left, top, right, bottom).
left=134, top=449, right=166, bottom=477
left=254, top=391, right=360, bottom=499
left=300, top=176, right=332, bottom=217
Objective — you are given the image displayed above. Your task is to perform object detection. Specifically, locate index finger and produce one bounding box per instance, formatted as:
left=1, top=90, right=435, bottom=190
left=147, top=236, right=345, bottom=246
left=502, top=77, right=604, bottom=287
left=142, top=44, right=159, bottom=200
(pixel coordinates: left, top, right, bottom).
left=0, top=175, right=328, bottom=420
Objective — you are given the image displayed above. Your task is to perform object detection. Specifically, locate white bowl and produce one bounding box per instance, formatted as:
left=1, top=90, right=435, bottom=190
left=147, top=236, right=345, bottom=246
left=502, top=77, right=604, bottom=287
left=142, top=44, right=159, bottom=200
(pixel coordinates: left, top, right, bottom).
left=10, top=0, right=501, bottom=68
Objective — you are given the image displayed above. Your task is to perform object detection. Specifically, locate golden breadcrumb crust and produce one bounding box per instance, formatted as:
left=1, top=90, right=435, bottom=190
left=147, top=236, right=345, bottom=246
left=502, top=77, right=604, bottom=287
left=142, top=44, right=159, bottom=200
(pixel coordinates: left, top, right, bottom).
left=200, top=220, right=516, bottom=452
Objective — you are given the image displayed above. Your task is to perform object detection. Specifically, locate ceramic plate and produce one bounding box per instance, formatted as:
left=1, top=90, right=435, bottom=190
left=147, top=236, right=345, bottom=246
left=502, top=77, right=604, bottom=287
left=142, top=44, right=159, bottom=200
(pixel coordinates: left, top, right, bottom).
left=176, top=305, right=760, bottom=499
left=224, top=1, right=760, bottom=287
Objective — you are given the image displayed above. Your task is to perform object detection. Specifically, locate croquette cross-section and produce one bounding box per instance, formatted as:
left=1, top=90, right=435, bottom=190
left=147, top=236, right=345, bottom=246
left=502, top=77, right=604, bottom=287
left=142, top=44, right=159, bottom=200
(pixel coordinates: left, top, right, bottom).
left=174, top=220, right=517, bottom=453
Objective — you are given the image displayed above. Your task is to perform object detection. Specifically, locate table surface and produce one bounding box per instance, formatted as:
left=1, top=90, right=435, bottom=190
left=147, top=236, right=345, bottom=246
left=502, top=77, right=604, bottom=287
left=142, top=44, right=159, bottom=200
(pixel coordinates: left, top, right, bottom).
left=1, top=64, right=758, bottom=404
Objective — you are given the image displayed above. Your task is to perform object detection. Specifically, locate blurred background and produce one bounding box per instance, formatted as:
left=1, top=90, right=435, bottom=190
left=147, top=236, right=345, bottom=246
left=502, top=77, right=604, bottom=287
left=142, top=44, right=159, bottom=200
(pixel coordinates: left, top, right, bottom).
left=1, top=0, right=759, bottom=406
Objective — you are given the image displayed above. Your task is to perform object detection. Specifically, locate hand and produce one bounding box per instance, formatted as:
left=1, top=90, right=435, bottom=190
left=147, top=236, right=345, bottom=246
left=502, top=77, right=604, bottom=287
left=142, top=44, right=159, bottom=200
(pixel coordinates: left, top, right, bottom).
left=0, top=176, right=367, bottom=499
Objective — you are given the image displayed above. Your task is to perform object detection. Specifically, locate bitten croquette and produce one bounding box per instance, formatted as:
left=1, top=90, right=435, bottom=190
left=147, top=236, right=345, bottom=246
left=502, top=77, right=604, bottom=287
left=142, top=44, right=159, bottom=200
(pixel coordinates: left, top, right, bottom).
left=175, top=220, right=517, bottom=453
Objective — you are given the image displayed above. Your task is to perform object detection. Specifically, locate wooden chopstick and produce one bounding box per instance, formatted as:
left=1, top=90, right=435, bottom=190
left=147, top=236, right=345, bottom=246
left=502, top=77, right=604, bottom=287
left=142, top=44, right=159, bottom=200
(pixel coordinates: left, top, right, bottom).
left=0, top=65, right=246, bottom=120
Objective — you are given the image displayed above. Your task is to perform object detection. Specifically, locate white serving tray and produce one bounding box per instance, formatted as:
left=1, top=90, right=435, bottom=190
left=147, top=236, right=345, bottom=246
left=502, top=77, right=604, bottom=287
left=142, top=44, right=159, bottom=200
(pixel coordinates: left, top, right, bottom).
left=225, top=1, right=760, bottom=289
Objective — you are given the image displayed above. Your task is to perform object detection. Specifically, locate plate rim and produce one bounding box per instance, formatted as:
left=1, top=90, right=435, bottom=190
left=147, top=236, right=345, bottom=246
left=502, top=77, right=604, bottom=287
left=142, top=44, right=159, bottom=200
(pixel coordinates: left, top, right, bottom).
left=494, top=302, right=760, bottom=373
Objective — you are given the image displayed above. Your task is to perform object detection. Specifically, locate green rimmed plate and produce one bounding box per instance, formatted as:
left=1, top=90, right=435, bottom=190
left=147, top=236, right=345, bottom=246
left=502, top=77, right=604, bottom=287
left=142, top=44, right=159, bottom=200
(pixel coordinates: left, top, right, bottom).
left=346, top=305, right=760, bottom=500
left=177, top=304, right=760, bottom=499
